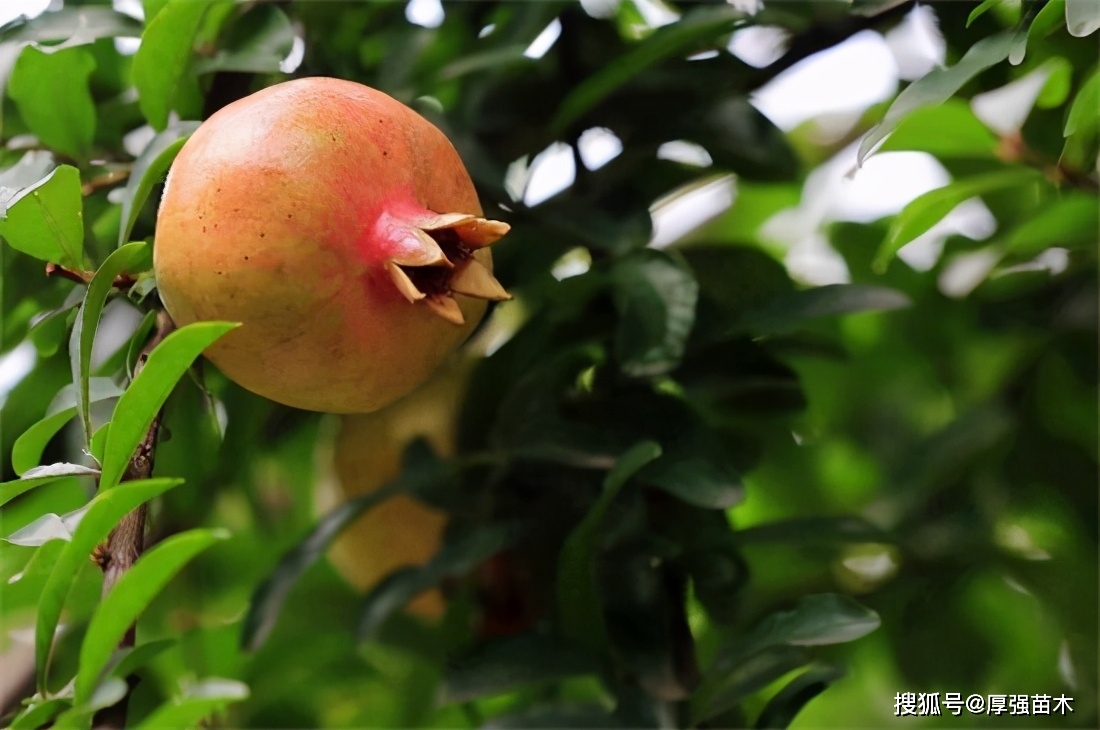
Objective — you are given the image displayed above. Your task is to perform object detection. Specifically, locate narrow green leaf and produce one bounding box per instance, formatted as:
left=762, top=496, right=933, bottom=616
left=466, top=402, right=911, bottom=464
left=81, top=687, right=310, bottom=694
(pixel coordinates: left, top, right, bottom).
left=876, top=168, right=1042, bottom=271
left=612, top=250, right=699, bottom=378
left=35, top=478, right=184, bottom=692
left=75, top=528, right=228, bottom=704
left=557, top=441, right=662, bottom=650
left=7, top=45, right=96, bottom=162
left=692, top=646, right=811, bottom=723
left=878, top=100, right=999, bottom=158
left=133, top=678, right=249, bottom=730
left=753, top=665, right=845, bottom=729
left=100, top=321, right=238, bottom=490
left=967, top=0, right=1006, bottom=27
left=552, top=6, right=739, bottom=132
left=192, top=4, right=294, bottom=75
left=1004, top=194, right=1099, bottom=258
left=0, top=165, right=86, bottom=269
left=1064, top=67, right=1099, bottom=138
left=4, top=502, right=89, bottom=546
left=738, top=594, right=881, bottom=659
left=0, top=463, right=99, bottom=508
left=741, top=284, right=912, bottom=335
left=71, top=242, right=152, bottom=446
left=132, top=0, right=210, bottom=130
left=108, top=638, right=176, bottom=682
left=117, top=126, right=199, bottom=247
left=0, top=7, right=141, bottom=47
left=859, top=30, right=1017, bottom=166
left=735, top=517, right=893, bottom=545
left=52, top=677, right=128, bottom=729
left=1066, top=0, right=1100, bottom=36
left=9, top=698, right=71, bottom=729
left=11, top=378, right=124, bottom=475
left=243, top=481, right=404, bottom=651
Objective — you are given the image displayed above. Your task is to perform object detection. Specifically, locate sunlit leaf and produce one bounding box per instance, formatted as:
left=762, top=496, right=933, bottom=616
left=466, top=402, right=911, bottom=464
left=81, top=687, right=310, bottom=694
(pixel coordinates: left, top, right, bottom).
left=35, top=478, right=184, bottom=692
left=100, top=321, right=238, bottom=490
left=74, top=528, right=228, bottom=704
left=0, top=463, right=99, bottom=508
left=71, top=242, right=152, bottom=445
left=0, top=6, right=141, bottom=47
left=8, top=698, right=71, bottom=730
left=876, top=168, right=1042, bottom=272
left=4, top=502, right=89, bottom=546
left=859, top=30, right=1018, bottom=166
left=7, top=45, right=96, bottom=162
left=1003, top=194, right=1098, bottom=259
left=193, top=4, right=294, bottom=75
left=737, top=593, right=881, bottom=658
left=967, top=0, right=1007, bottom=27
left=117, top=125, right=199, bottom=247
left=133, top=678, right=249, bottom=730
left=132, top=0, right=210, bottom=130
left=11, top=378, right=123, bottom=476
left=0, top=165, right=86, bottom=269
left=1066, top=0, right=1100, bottom=36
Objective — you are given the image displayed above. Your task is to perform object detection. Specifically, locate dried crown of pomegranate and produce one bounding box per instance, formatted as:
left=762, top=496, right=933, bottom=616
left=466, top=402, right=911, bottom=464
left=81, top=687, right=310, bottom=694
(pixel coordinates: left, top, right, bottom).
left=153, top=77, right=510, bottom=413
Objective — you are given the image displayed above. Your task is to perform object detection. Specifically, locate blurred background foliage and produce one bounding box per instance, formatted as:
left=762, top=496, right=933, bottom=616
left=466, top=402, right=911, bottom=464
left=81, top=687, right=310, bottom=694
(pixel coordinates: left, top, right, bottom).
left=0, top=0, right=1096, bottom=728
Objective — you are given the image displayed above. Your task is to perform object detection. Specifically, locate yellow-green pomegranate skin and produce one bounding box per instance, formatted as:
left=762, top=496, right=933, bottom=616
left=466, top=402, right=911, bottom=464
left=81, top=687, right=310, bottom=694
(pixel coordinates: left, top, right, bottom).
left=154, top=77, right=507, bottom=413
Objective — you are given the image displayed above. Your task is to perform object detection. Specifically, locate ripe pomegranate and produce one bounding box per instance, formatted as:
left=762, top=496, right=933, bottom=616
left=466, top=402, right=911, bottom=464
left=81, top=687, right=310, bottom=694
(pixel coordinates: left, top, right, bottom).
left=154, top=77, right=509, bottom=413
left=315, top=357, right=472, bottom=617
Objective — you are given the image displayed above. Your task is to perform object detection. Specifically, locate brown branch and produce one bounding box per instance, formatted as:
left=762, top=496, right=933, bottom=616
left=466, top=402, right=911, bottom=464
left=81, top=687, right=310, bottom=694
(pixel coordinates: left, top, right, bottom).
left=99, top=309, right=176, bottom=603
left=81, top=169, right=131, bottom=196
left=45, top=263, right=138, bottom=290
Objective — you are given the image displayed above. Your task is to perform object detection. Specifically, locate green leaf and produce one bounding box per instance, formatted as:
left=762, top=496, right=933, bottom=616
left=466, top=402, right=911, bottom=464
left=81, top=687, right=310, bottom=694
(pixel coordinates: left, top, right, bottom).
left=242, top=480, right=404, bottom=651
left=71, top=242, right=152, bottom=445
left=441, top=634, right=601, bottom=703
left=133, top=678, right=249, bottom=730
left=7, top=45, right=96, bottom=163
left=735, top=517, right=893, bottom=545
left=557, top=441, right=663, bottom=650
left=11, top=378, right=124, bottom=475
left=117, top=125, right=199, bottom=247
left=100, top=321, right=238, bottom=490
left=738, top=594, right=881, bottom=658
left=0, top=165, right=86, bottom=269
left=1004, top=194, right=1099, bottom=258
left=692, top=646, right=811, bottom=723
left=75, top=528, right=228, bottom=704
left=132, top=0, right=211, bottom=130
left=0, top=7, right=141, bottom=47
left=4, top=502, right=89, bottom=546
left=358, top=524, right=515, bottom=640
left=107, top=638, right=176, bottom=682
left=1062, top=67, right=1099, bottom=167
left=1066, top=0, right=1100, bottom=36
left=1018, top=0, right=1067, bottom=65
left=753, top=664, right=845, bottom=729
left=639, top=433, right=743, bottom=510
left=859, top=30, right=1018, bottom=166
left=0, top=463, right=100, bottom=509
left=193, top=4, right=295, bottom=75
left=0, top=150, right=57, bottom=208
left=552, top=6, right=740, bottom=132
left=878, top=100, right=999, bottom=158
left=51, top=677, right=128, bottom=728
left=741, top=284, right=912, bottom=335
left=9, top=698, right=71, bottom=730
left=35, top=477, right=184, bottom=692
left=967, top=0, right=1007, bottom=27
left=875, top=168, right=1042, bottom=272
left=612, top=250, right=699, bottom=377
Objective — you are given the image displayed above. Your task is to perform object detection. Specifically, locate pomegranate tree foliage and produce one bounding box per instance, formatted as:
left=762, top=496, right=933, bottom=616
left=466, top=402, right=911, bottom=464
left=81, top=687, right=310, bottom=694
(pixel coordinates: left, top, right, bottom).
left=0, top=0, right=1096, bottom=727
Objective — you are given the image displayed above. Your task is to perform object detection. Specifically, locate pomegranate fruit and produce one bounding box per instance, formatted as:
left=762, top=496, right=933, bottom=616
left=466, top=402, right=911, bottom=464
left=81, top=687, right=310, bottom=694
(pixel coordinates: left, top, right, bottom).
left=315, top=357, right=472, bottom=617
left=154, top=77, right=509, bottom=413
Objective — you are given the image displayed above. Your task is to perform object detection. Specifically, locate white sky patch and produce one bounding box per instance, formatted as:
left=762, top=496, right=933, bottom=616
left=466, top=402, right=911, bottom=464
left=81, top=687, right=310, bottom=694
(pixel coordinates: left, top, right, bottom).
left=687, top=49, right=720, bottom=61
left=971, top=63, right=1053, bottom=135
left=580, top=0, right=621, bottom=19
left=884, top=4, right=945, bottom=81
left=551, top=247, right=593, bottom=281
left=938, top=248, right=1001, bottom=298
left=752, top=31, right=898, bottom=131
left=478, top=24, right=496, bottom=39
left=405, top=0, right=444, bottom=29
left=114, top=37, right=141, bottom=56
left=577, top=127, right=623, bottom=171
left=657, top=140, right=712, bottom=167
left=524, top=18, right=562, bottom=59
left=280, top=34, right=305, bottom=74
left=0, top=0, right=51, bottom=26
left=785, top=233, right=850, bottom=285
left=632, top=0, right=680, bottom=29
left=649, top=175, right=736, bottom=249
left=727, top=25, right=789, bottom=68
left=112, top=0, right=143, bottom=20
left=523, top=142, right=576, bottom=207
left=0, top=342, right=36, bottom=409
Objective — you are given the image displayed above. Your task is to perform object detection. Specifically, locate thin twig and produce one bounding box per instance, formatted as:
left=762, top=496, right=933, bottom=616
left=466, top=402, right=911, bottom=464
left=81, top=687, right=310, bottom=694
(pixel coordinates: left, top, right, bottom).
left=45, top=263, right=138, bottom=290
left=98, top=310, right=176, bottom=612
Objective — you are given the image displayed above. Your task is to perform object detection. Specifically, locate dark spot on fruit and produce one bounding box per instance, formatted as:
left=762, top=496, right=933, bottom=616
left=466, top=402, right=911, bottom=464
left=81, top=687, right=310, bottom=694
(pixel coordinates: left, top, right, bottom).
left=234, top=208, right=240, bottom=213
left=216, top=188, right=221, bottom=193
left=287, top=214, right=293, bottom=219
left=244, top=255, right=250, bottom=261
left=216, top=271, right=223, bottom=275
left=260, top=233, right=265, bottom=238
left=382, top=150, right=388, bottom=157
left=331, top=134, right=336, bottom=142
left=202, top=226, right=207, bottom=233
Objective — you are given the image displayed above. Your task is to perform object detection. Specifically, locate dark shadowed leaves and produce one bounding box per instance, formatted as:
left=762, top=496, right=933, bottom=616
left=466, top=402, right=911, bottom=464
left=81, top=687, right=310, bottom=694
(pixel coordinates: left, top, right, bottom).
left=612, top=250, right=699, bottom=377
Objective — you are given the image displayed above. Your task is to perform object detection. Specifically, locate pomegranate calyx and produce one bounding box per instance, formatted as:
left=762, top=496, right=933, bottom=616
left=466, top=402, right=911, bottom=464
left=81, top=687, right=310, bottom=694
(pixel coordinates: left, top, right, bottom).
left=385, top=212, right=512, bottom=323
